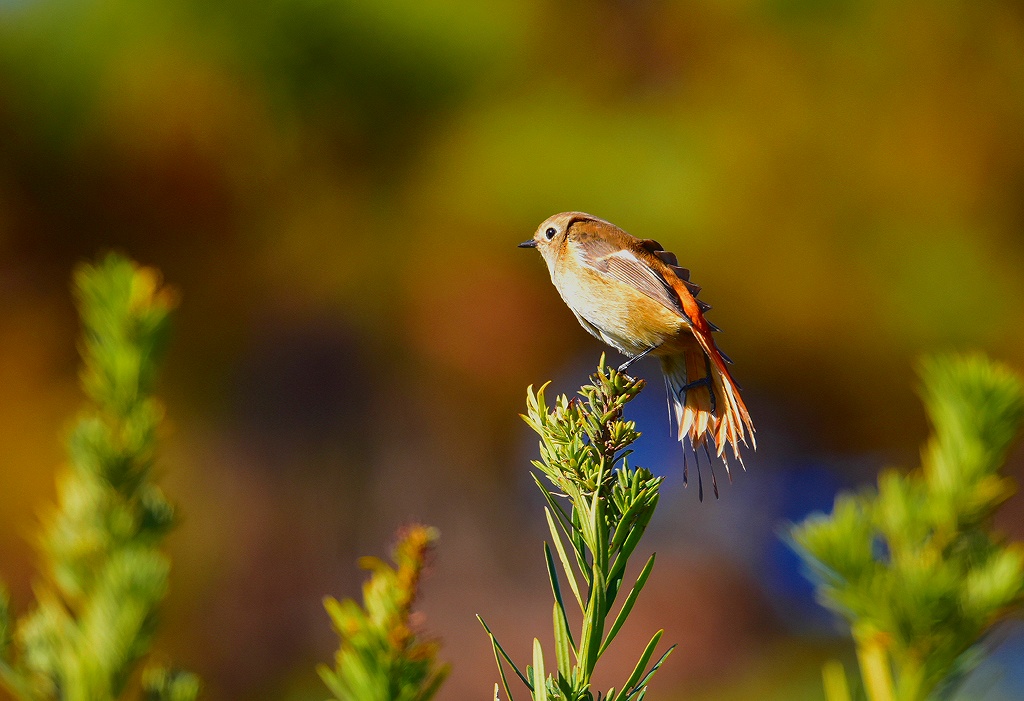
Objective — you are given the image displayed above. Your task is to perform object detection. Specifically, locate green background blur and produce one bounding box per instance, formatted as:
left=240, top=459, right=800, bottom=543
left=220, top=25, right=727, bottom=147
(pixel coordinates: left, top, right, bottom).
left=2, top=1, right=1024, bottom=699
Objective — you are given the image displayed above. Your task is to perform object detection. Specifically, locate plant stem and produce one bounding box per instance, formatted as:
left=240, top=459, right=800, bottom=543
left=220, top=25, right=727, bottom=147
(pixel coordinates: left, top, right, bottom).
left=893, top=656, right=926, bottom=701
left=822, top=660, right=852, bottom=701
left=855, top=632, right=895, bottom=701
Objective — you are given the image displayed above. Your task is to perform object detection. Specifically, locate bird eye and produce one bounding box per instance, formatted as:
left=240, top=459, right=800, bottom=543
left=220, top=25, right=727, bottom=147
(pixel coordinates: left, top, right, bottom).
left=545, top=227, right=557, bottom=240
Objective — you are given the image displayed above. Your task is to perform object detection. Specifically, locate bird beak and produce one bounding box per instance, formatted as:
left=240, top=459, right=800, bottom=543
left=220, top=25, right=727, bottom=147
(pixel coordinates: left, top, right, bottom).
left=518, top=239, right=538, bottom=249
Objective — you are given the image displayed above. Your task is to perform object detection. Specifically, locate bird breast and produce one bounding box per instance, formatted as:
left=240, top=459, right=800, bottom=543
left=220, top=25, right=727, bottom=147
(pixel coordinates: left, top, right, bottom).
left=552, top=254, right=688, bottom=356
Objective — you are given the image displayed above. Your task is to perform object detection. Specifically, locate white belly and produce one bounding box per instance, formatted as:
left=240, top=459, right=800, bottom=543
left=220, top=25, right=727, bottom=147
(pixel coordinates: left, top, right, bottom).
left=553, top=267, right=684, bottom=357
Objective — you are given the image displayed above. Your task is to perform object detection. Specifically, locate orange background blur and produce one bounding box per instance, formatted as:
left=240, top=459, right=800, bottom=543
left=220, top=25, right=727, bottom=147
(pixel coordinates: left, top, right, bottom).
left=2, top=1, right=1024, bottom=699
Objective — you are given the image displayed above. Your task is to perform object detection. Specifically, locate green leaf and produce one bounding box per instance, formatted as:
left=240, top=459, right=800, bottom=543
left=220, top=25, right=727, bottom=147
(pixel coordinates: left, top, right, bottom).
left=588, top=484, right=606, bottom=571
left=532, top=639, right=548, bottom=701
left=552, top=602, right=574, bottom=684
left=546, top=517, right=584, bottom=613
left=608, top=500, right=658, bottom=585
left=962, top=546, right=1024, bottom=622
left=609, top=490, right=653, bottom=553
left=479, top=615, right=532, bottom=691
left=608, top=631, right=662, bottom=701
left=623, top=636, right=674, bottom=701
left=535, top=476, right=588, bottom=568
left=579, top=567, right=607, bottom=675
left=487, top=633, right=518, bottom=701
left=571, top=508, right=592, bottom=589
left=545, top=542, right=579, bottom=651
left=599, top=554, right=656, bottom=657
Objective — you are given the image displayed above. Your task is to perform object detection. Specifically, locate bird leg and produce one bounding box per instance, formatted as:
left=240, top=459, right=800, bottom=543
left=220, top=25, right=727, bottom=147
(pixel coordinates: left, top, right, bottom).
left=617, top=343, right=661, bottom=373
left=677, top=355, right=717, bottom=416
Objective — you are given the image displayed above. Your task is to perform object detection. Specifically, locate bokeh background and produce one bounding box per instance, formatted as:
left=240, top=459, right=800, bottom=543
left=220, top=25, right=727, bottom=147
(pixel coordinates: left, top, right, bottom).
left=2, top=0, right=1024, bottom=699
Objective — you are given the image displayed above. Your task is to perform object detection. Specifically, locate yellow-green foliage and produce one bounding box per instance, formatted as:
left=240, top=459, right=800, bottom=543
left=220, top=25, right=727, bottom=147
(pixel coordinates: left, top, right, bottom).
left=791, top=354, right=1024, bottom=701
left=481, top=358, right=672, bottom=701
left=0, top=254, right=198, bottom=701
left=318, top=525, right=449, bottom=701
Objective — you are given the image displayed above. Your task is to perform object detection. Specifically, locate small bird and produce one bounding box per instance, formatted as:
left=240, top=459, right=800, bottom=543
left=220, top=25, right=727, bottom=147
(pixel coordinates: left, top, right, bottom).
left=520, top=212, right=754, bottom=498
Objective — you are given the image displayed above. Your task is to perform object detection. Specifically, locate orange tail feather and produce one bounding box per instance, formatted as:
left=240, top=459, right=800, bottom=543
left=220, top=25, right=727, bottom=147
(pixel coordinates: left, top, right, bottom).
left=660, top=341, right=755, bottom=474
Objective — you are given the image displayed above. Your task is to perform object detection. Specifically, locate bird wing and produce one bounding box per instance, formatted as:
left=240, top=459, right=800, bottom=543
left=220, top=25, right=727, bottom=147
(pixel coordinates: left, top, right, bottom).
left=578, top=231, right=755, bottom=455
left=576, top=237, right=686, bottom=318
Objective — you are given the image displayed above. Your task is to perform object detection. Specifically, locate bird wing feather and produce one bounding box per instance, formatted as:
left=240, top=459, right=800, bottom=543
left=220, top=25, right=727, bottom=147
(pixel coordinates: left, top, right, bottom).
left=576, top=238, right=687, bottom=318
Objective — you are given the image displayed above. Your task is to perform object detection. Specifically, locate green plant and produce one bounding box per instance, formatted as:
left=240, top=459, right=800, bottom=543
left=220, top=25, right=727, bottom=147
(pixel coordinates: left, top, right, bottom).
left=791, top=354, right=1024, bottom=701
left=319, top=525, right=449, bottom=701
left=0, top=254, right=199, bottom=701
left=480, top=357, right=674, bottom=701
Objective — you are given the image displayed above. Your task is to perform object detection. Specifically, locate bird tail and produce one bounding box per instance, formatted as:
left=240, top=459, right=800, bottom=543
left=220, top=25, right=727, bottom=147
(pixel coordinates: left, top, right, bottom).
left=660, top=341, right=755, bottom=481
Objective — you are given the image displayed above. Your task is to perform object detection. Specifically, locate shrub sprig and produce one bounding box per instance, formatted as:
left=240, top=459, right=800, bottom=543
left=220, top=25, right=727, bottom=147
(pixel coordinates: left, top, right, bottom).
left=792, top=354, right=1024, bottom=701
left=0, top=253, right=198, bottom=701
left=482, top=356, right=673, bottom=701
left=319, top=525, right=449, bottom=701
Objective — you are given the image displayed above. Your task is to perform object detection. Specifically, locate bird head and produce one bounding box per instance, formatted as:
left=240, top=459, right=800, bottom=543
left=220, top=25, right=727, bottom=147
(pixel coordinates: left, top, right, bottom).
left=519, top=212, right=595, bottom=272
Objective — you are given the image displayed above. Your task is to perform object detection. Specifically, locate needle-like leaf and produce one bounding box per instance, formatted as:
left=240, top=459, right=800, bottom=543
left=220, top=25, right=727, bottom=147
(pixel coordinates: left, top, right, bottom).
left=479, top=616, right=532, bottom=691
left=532, top=639, right=548, bottom=701
left=599, top=554, right=656, bottom=657
left=545, top=510, right=584, bottom=612
left=611, top=631, right=669, bottom=701
left=545, top=542, right=579, bottom=648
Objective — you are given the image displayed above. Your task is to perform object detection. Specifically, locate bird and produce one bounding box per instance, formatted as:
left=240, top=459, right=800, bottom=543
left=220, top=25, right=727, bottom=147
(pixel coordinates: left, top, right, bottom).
left=519, top=211, right=754, bottom=498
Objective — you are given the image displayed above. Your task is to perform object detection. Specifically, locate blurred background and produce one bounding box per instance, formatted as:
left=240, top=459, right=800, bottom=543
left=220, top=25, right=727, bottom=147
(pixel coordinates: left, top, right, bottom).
left=2, top=0, right=1024, bottom=698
